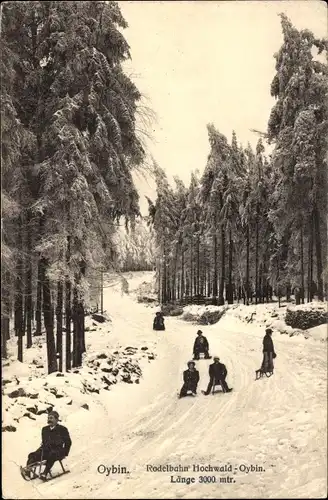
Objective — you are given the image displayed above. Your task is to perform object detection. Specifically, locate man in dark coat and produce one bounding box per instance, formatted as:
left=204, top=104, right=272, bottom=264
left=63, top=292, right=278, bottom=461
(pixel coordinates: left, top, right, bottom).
left=202, top=356, right=232, bottom=395
left=193, top=330, right=210, bottom=360
left=261, top=328, right=276, bottom=373
left=153, top=311, right=165, bottom=331
left=25, top=411, right=72, bottom=480
left=179, top=361, right=200, bottom=398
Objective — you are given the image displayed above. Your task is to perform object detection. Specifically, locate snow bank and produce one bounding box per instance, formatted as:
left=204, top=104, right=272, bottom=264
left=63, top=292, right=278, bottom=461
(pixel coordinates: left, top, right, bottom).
left=285, top=303, right=327, bottom=330
left=224, top=302, right=327, bottom=341
left=2, top=274, right=158, bottom=435
left=306, top=324, right=328, bottom=342
left=182, top=304, right=230, bottom=324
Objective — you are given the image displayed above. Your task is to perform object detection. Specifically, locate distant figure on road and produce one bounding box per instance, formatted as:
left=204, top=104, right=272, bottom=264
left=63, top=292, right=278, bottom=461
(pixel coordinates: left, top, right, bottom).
left=121, top=277, right=129, bottom=296
left=193, top=330, right=210, bottom=360
left=179, top=361, right=200, bottom=398
left=261, top=328, right=276, bottom=373
left=153, top=311, right=165, bottom=331
left=202, top=356, right=232, bottom=395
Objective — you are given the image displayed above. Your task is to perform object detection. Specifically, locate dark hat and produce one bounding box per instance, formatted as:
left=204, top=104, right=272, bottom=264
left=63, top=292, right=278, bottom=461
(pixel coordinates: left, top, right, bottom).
left=48, top=410, right=60, bottom=420
left=197, top=330, right=203, bottom=335
left=187, top=360, right=196, bottom=367
left=265, top=328, right=273, bottom=335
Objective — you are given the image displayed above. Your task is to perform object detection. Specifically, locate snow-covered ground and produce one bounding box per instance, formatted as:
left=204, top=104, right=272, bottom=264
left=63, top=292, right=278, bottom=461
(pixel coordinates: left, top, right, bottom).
left=2, top=271, right=327, bottom=499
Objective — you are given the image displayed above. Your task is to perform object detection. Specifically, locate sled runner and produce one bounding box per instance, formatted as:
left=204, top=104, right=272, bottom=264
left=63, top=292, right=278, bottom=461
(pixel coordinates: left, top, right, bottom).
left=201, top=384, right=233, bottom=396
left=192, top=354, right=212, bottom=360
left=177, top=390, right=197, bottom=399
left=255, top=369, right=273, bottom=380
left=20, top=459, right=70, bottom=482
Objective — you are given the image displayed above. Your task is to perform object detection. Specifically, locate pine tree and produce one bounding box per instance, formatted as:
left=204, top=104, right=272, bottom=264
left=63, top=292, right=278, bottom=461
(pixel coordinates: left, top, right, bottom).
left=268, top=14, right=327, bottom=302
left=1, top=1, right=146, bottom=370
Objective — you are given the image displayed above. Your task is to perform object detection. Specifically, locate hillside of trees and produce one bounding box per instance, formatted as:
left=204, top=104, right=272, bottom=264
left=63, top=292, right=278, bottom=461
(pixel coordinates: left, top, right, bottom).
left=1, top=1, right=149, bottom=371
left=147, top=15, right=327, bottom=307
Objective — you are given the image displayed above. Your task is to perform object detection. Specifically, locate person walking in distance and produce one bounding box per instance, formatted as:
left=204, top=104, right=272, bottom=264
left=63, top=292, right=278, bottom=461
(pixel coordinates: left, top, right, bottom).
left=179, top=361, right=200, bottom=398
left=202, top=356, right=232, bottom=395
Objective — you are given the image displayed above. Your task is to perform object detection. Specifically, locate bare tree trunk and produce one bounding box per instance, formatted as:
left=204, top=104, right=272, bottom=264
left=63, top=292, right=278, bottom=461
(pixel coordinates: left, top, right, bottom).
left=80, top=261, right=86, bottom=354
left=300, top=221, right=305, bottom=304
left=181, top=249, right=185, bottom=300
left=15, top=215, right=24, bottom=362
left=1, top=271, right=10, bottom=358
left=196, top=235, right=200, bottom=301
left=35, top=259, right=42, bottom=336
left=100, top=270, right=103, bottom=314
left=218, top=225, right=225, bottom=306
left=163, top=250, right=167, bottom=304
left=307, top=220, right=313, bottom=302
left=190, top=241, right=193, bottom=300
left=65, top=236, right=72, bottom=371
left=255, top=210, right=259, bottom=305
left=26, top=214, right=33, bottom=348
left=41, top=257, right=57, bottom=374
left=72, top=286, right=78, bottom=368
left=226, top=229, right=234, bottom=304
left=313, top=203, right=323, bottom=301
left=246, top=225, right=250, bottom=305
left=56, top=281, right=63, bottom=372
left=213, top=232, right=218, bottom=301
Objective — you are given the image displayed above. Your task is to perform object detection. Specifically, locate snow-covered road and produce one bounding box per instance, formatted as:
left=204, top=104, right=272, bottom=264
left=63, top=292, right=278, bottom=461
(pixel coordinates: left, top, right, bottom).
left=2, top=272, right=327, bottom=499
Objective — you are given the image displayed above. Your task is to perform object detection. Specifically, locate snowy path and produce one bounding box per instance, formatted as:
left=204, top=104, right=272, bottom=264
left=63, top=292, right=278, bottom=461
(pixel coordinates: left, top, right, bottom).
left=2, top=272, right=327, bottom=499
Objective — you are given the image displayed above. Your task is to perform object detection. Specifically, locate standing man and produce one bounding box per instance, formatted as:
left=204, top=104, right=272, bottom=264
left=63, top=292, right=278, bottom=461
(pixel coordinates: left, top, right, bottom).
left=193, top=330, right=210, bottom=360
left=23, top=411, right=72, bottom=480
left=202, top=356, right=232, bottom=395
left=261, top=328, right=276, bottom=373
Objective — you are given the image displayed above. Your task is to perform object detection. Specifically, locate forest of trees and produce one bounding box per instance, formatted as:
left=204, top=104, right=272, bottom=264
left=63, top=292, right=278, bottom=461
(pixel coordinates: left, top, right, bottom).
left=114, top=217, right=156, bottom=272
left=148, top=15, right=327, bottom=307
left=1, top=1, right=148, bottom=371
left=1, top=7, right=327, bottom=374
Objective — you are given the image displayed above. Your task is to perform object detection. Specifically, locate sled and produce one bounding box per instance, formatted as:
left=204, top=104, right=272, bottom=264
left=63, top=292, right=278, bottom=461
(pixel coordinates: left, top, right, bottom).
left=255, top=369, right=273, bottom=380
left=192, top=354, right=212, bottom=360
left=20, top=459, right=70, bottom=482
left=201, top=384, right=233, bottom=396
left=177, top=390, right=197, bottom=399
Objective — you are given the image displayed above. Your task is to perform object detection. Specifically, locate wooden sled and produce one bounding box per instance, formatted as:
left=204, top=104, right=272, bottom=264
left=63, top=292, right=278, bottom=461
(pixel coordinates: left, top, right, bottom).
left=211, top=381, right=232, bottom=394
left=177, top=390, right=197, bottom=399
left=192, top=354, right=212, bottom=360
left=255, top=369, right=273, bottom=380
left=20, top=459, right=70, bottom=482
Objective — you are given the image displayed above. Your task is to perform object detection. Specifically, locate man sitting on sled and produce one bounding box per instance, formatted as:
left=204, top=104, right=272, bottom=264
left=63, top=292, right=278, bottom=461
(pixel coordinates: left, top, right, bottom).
left=22, top=410, right=72, bottom=481
left=193, top=330, right=210, bottom=360
left=202, top=356, right=232, bottom=395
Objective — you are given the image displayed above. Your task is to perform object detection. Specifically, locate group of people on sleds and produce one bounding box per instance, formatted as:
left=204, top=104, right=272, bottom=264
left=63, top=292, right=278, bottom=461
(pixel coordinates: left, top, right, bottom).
left=179, top=330, right=233, bottom=398
left=179, top=328, right=277, bottom=397
left=21, top=320, right=276, bottom=480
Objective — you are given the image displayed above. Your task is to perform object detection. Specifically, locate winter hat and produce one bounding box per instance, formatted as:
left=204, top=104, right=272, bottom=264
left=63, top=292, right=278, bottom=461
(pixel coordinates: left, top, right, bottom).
left=187, top=360, right=196, bottom=367
left=197, top=330, right=203, bottom=335
left=48, top=410, right=60, bottom=420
